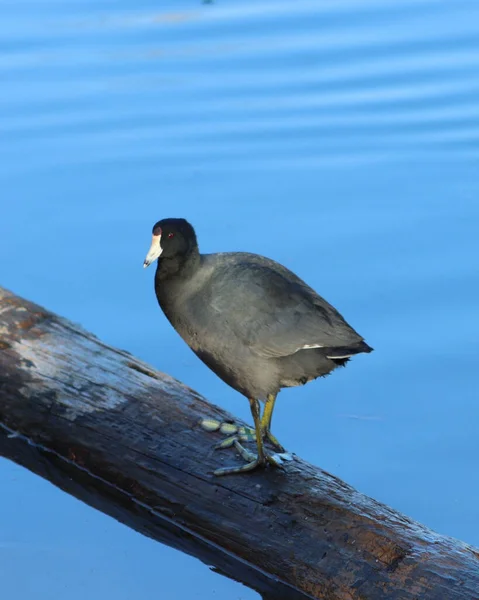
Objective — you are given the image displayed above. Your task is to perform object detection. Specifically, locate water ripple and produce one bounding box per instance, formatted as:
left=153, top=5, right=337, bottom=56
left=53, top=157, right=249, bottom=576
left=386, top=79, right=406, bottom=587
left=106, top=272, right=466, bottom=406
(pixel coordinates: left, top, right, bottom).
left=1, top=0, right=479, bottom=171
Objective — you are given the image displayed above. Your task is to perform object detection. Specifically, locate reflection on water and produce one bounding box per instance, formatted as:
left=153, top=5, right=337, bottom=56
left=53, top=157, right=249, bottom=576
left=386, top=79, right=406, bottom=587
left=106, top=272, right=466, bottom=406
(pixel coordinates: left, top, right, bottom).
left=1, top=1, right=479, bottom=599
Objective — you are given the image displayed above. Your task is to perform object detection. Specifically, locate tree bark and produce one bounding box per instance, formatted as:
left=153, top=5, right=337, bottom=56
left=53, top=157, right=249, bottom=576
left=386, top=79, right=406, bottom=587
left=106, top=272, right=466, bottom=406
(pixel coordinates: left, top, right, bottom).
left=0, top=286, right=478, bottom=600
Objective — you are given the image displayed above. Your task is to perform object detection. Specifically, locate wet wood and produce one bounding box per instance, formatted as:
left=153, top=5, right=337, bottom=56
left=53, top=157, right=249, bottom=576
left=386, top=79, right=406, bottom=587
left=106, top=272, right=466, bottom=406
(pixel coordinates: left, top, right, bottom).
left=0, top=286, right=478, bottom=600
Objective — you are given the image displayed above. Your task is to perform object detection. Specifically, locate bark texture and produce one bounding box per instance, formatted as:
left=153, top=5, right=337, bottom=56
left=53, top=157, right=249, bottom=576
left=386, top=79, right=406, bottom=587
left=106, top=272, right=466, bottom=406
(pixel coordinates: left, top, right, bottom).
left=0, top=286, right=478, bottom=600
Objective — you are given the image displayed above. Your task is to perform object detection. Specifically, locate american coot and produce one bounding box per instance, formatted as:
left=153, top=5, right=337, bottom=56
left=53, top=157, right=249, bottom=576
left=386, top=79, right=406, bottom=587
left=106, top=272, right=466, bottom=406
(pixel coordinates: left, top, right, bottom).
left=144, top=218, right=372, bottom=476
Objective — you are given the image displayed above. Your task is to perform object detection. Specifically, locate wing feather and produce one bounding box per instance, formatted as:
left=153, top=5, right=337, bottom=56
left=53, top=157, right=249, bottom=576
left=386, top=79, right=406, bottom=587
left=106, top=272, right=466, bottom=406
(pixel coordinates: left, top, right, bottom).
left=204, top=254, right=363, bottom=359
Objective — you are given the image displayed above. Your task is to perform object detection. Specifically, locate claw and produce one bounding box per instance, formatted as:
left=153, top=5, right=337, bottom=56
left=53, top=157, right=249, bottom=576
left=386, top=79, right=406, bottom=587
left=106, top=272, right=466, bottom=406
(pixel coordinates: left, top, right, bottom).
left=267, top=455, right=284, bottom=468
left=269, top=452, right=294, bottom=466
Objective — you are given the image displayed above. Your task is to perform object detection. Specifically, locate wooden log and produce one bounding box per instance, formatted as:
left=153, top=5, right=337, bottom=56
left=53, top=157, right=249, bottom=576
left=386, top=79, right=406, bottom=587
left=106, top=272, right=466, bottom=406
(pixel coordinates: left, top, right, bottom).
left=0, top=286, right=478, bottom=600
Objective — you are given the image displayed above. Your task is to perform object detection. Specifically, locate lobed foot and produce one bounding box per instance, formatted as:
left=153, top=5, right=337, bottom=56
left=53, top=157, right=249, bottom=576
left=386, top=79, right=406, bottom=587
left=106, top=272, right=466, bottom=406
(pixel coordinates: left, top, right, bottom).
left=199, top=418, right=293, bottom=476
left=213, top=441, right=292, bottom=476
left=201, top=419, right=257, bottom=449
left=199, top=418, right=287, bottom=452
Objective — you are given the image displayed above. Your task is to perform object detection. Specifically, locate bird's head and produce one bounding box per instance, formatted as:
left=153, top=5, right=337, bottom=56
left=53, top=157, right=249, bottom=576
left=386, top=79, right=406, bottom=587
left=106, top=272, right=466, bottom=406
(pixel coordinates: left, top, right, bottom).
left=143, top=218, right=197, bottom=268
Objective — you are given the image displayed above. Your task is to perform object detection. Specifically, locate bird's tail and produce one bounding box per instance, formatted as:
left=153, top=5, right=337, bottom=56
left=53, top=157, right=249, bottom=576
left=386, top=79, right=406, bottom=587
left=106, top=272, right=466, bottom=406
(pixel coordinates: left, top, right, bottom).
left=325, top=340, right=373, bottom=360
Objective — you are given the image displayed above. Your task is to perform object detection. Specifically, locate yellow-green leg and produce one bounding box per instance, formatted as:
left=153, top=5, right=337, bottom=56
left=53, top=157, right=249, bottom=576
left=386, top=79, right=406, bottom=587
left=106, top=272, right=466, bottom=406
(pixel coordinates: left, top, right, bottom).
left=199, top=393, right=293, bottom=476
left=260, top=393, right=286, bottom=453
left=214, top=398, right=266, bottom=476
left=201, top=394, right=286, bottom=452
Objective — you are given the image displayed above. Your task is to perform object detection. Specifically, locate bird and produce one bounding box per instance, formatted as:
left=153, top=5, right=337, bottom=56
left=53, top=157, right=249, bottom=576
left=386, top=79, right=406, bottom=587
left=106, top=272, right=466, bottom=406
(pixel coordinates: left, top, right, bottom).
left=143, top=218, right=372, bottom=476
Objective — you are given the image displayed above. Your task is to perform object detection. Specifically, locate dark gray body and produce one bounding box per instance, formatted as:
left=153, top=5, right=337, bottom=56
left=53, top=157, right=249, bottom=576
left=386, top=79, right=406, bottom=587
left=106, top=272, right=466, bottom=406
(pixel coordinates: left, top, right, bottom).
left=155, top=252, right=371, bottom=401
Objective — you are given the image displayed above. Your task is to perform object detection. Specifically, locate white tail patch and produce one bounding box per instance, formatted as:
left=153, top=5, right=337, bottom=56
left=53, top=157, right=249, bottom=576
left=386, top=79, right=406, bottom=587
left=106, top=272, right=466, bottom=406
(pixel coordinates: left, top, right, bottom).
left=301, top=344, right=324, bottom=349
left=294, top=343, right=324, bottom=354
left=295, top=344, right=354, bottom=360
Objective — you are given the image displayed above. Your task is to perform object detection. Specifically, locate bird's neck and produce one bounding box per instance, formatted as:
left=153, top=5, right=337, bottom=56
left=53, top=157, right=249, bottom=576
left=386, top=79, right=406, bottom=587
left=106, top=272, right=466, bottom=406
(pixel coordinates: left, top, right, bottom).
left=155, top=247, right=200, bottom=283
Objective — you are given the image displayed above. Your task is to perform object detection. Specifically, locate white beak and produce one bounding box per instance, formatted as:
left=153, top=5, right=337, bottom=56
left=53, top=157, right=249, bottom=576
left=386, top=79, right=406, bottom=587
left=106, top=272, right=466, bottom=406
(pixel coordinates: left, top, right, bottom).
left=143, top=234, right=163, bottom=268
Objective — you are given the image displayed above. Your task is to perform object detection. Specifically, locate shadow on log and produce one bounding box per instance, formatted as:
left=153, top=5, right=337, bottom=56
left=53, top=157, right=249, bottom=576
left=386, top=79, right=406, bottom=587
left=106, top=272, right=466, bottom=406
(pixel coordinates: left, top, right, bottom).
left=0, top=286, right=478, bottom=600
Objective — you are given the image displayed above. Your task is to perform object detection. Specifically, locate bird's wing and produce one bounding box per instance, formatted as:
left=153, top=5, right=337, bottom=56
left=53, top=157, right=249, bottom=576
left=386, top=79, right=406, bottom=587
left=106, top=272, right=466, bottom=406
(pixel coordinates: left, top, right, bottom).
left=206, top=255, right=363, bottom=359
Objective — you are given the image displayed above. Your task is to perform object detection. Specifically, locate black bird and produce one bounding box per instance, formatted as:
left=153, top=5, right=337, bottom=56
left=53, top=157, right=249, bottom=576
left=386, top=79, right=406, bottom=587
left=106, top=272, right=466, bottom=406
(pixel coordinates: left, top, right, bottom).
left=144, top=218, right=372, bottom=475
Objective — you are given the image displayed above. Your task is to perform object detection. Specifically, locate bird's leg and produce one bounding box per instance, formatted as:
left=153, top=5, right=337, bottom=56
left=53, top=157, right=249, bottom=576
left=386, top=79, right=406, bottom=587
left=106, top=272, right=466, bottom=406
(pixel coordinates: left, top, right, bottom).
left=200, top=394, right=287, bottom=452
left=213, top=398, right=288, bottom=476
left=260, top=393, right=286, bottom=453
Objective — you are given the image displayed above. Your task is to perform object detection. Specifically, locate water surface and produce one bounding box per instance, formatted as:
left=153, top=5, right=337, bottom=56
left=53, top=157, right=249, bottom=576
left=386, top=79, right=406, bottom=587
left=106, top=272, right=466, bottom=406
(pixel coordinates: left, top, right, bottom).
left=1, top=1, right=479, bottom=598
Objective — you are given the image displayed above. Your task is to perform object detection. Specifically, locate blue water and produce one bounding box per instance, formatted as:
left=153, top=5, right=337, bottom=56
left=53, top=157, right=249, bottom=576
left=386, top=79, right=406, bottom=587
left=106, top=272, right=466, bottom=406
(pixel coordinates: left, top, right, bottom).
left=1, top=0, right=479, bottom=598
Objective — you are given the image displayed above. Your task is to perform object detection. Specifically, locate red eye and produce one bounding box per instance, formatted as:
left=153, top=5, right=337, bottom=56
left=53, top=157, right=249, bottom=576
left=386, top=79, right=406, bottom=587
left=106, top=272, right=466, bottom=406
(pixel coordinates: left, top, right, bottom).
left=168, top=232, right=174, bottom=239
